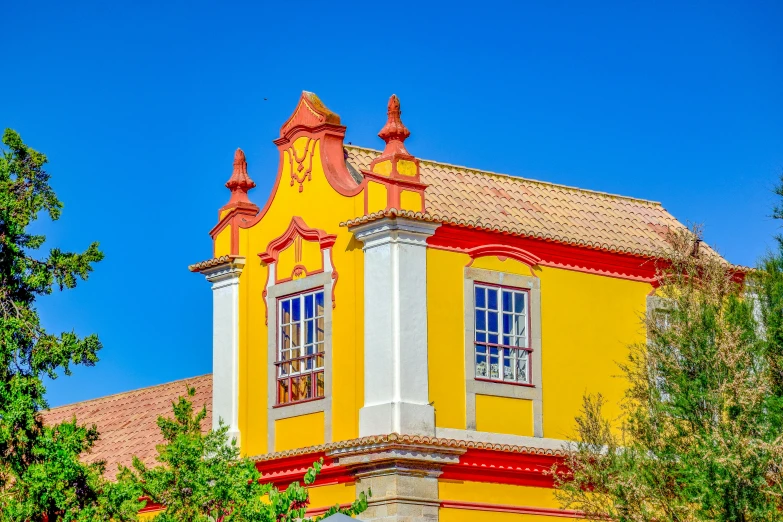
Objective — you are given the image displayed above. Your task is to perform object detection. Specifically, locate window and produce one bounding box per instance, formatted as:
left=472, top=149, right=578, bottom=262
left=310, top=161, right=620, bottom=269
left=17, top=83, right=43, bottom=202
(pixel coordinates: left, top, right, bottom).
left=474, top=284, right=531, bottom=385
left=276, top=289, right=325, bottom=405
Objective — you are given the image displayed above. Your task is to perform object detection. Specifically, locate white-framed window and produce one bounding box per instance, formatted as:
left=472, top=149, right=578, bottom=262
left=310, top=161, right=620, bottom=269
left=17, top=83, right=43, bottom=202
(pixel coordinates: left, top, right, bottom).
left=276, top=289, right=325, bottom=405
left=474, top=283, right=531, bottom=385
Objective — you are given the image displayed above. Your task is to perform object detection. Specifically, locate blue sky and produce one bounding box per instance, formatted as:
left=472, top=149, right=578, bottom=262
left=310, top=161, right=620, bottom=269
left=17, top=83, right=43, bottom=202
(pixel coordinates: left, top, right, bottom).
left=3, top=1, right=782, bottom=406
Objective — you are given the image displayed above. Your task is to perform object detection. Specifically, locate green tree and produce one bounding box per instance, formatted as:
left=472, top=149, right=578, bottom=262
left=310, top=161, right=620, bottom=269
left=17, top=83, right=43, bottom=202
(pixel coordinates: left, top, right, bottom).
left=555, top=225, right=783, bottom=521
left=121, top=386, right=368, bottom=521
left=0, top=129, right=140, bottom=520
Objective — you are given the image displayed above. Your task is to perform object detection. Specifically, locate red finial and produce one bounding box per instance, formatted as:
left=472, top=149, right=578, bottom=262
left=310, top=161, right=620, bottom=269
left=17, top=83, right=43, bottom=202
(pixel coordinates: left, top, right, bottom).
left=377, top=95, right=411, bottom=156
left=224, top=148, right=257, bottom=208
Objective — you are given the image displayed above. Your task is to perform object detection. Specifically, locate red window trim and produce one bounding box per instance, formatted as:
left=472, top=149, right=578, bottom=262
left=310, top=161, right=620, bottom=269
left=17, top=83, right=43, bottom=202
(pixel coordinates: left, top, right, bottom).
left=275, top=288, right=326, bottom=406
left=474, top=282, right=533, bottom=385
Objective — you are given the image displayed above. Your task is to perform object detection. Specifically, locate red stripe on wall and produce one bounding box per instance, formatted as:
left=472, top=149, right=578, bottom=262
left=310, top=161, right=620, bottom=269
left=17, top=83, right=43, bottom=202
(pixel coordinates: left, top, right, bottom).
left=440, top=500, right=582, bottom=518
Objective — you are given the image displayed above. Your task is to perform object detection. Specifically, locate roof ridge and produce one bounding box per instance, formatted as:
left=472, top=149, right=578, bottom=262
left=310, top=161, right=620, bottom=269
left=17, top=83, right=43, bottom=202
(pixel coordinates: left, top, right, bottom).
left=344, top=144, right=663, bottom=207
left=45, top=374, right=212, bottom=412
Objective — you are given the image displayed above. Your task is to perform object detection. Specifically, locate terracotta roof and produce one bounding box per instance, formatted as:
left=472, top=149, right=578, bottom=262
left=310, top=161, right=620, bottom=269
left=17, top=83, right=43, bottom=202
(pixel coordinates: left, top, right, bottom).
left=41, top=375, right=212, bottom=480
left=344, top=145, right=696, bottom=258
left=188, top=255, right=235, bottom=273
left=252, top=432, right=566, bottom=462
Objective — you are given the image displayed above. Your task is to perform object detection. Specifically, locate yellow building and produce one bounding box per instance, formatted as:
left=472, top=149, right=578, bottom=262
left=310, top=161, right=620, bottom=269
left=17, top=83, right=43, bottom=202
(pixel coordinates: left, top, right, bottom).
left=49, top=91, right=696, bottom=521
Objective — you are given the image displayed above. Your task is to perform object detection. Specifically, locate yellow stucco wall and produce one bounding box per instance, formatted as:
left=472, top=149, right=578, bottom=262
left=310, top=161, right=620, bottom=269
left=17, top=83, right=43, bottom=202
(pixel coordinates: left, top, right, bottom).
left=475, top=395, right=534, bottom=436
left=427, top=249, right=649, bottom=439
left=440, top=510, right=569, bottom=522
left=227, top=126, right=650, bottom=456
left=440, top=480, right=560, bottom=509
left=214, top=225, right=231, bottom=258
left=308, top=482, right=357, bottom=510
left=236, top=135, right=365, bottom=457
left=439, top=480, right=570, bottom=521
left=274, top=412, right=325, bottom=452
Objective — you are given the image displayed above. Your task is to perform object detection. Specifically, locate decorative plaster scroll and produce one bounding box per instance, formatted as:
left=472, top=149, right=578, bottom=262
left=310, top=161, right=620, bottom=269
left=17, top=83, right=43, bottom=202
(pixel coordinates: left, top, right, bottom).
left=288, top=138, right=318, bottom=192
left=465, top=244, right=542, bottom=275
left=259, top=217, right=339, bottom=324
left=259, top=217, right=337, bottom=264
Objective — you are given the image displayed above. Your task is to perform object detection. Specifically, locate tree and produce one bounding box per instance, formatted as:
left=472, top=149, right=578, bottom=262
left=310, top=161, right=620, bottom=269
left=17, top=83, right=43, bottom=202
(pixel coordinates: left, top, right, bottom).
left=555, top=224, right=783, bottom=521
left=120, top=386, right=368, bottom=522
left=0, top=129, right=140, bottom=521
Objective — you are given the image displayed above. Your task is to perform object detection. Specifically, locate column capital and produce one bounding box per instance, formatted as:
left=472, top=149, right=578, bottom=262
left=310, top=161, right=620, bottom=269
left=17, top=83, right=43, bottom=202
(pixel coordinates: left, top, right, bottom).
left=351, top=217, right=439, bottom=249
left=202, top=256, right=246, bottom=286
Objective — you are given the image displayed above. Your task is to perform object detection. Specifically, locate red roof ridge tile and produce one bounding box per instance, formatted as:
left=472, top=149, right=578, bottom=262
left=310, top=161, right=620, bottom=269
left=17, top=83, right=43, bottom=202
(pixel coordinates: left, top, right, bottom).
left=344, top=145, right=663, bottom=207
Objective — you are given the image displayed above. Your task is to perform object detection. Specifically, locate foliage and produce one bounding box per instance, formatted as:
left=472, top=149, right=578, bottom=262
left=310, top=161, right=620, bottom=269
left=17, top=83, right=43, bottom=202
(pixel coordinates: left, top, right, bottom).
left=120, top=386, right=368, bottom=522
left=555, top=221, right=783, bottom=521
left=0, top=129, right=140, bottom=520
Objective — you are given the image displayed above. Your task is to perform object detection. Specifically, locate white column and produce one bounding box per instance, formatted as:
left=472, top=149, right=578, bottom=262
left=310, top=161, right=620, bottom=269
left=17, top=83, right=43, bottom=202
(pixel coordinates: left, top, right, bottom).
left=202, top=257, right=245, bottom=444
left=353, top=218, right=439, bottom=437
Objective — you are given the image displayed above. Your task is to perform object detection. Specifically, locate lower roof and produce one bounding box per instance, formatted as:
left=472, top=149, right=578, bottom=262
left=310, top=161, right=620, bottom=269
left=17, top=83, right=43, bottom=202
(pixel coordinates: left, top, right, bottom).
left=41, top=375, right=212, bottom=480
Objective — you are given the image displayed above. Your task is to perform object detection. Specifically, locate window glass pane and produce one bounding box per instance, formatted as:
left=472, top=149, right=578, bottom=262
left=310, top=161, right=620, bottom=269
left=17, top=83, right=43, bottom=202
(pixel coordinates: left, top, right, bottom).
left=502, top=291, right=512, bottom=312
left=502, top=313, right=512, bottom=335
left=278, top=380, right=289, bottom=403
left=306, top=320, right=314, bottom=344
left=503, top=355, right=513, bottom=380
left=471, top=285, right=534, bottom=385
left=488, top=289, right=498, bottom=310
left=316, top=317, right=325, bottom=341
left=515, top=292, right=524, bottom=313
left=489, top=356, right=500, bottom=379
left=488, top=312, right=498, bottom=333
left=475, top=309, right=486, bottom=331
left=476, top=353, right=487, bottom=377
left=301, top=374, right=313, bottom=400
left=475, top=286, right=486, bottom=309
left=277, top=290, right=328, bottom=404
left=305, top=293, right=314, bottom=319
left=291, top=323, right=301, bottom=347
left=282, top=325, right=291, bottom=349
left=516, top=351, right=529, bottom=383
left=515, top=319, right=526, bottom=344
left=290, top=377, right=301, bottom=402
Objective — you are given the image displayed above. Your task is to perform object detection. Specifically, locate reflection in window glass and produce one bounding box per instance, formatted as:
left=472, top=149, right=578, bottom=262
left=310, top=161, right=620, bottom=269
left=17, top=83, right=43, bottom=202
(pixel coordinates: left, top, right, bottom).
left=474, top=284, right=531, bottom=384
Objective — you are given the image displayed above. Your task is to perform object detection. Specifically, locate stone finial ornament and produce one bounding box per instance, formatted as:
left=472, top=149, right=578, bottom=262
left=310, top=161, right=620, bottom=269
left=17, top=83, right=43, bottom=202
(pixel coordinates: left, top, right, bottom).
left=368, top=95, right=421, bottom=180
left=363, top=94, right=427, bottom=214
left=223, top=148, right=258, bottom=210
left=378, top=94, right=411, bottom=156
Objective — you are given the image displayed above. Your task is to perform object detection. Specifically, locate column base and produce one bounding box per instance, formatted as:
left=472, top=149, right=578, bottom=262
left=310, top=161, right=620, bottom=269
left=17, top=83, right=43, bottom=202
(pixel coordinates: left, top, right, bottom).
left=359, top=402, right=435, bottom=437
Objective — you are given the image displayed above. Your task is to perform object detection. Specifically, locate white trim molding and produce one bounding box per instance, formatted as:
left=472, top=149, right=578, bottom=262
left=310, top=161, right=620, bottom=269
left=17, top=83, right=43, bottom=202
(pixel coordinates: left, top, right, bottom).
left=352, top=217, right=440, bottom=437
left=464, top=267, right=544, bottom=437
left=201, top=257, right=246, bottom=445
left=264, top=249, right=334, bottom=452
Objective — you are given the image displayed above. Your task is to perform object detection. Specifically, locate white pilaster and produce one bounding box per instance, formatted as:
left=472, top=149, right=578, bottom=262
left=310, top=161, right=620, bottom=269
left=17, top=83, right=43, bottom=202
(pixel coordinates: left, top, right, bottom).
left=202, top=257, right=245, bottom=444
left=353, top=218, right=439, bottom=437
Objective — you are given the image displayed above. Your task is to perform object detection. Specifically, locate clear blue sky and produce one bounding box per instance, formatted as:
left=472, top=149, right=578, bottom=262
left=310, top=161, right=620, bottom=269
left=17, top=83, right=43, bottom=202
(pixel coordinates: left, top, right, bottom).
left=3, top=1, right=781, bottom=406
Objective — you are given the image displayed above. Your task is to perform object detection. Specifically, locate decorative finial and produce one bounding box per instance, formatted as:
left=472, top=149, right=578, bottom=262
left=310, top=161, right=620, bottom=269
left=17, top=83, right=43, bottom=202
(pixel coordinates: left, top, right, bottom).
left=223, top=148, right=257, bottom=210
left=378, top=95, right=411, bottom=148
